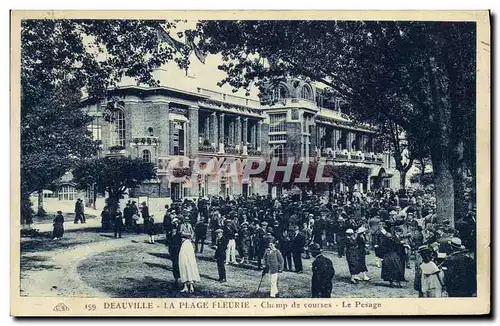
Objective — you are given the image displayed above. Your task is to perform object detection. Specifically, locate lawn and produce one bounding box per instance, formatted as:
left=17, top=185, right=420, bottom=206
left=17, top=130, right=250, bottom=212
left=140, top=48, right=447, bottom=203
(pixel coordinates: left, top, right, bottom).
left=77, top=239, right=419, bottom=299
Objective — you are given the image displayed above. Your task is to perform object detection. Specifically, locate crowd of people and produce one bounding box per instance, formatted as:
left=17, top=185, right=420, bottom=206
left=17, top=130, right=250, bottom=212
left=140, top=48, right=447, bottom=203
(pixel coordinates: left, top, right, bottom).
left=55, top=186, right=477, bottom=298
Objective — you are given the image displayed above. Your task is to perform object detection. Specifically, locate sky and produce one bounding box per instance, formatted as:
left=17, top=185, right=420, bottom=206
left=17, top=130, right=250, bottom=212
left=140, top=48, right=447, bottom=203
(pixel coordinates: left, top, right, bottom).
left=118, top=21, right=261, bottom=100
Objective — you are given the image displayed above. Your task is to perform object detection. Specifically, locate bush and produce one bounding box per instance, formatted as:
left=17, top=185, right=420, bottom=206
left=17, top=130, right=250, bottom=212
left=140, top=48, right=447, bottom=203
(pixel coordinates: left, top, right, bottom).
left=21, top=228, right=40, bottom=237
left=21, top=195, right=34, bottom=225
left=410, top=172, right=434, bottom=187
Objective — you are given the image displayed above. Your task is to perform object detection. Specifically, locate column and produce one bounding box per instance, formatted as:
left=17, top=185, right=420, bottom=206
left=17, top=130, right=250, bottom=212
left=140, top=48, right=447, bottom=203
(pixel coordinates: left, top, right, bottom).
left=188, top=106, right=199, bottom=158
left=211, top=112, right=218, bottom=149
left=309, top=123, right=317, bottom=157
left=235, top=117, right=242, bottom=150
left=229, top=120, right=234, bottom=146
left=242, top=117, right=248, bottom=155
left=203, top=114, right=210, bottom=142
left=250, top=123, right=257, bottom=149
left=159, top=102, right=170, bottom=157
left=218, top=113, right=225, bottom=153
left=346, top=131, right=353, bottom=151
left=256, top=121, right=262, bottom=151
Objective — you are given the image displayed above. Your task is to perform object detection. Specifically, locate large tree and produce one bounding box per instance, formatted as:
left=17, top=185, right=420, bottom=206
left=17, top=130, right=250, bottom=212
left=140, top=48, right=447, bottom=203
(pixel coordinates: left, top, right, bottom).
left=195, top=20, right=476, bottom=225
left=20, top=19, right=190, bottom=221
left=72, top=157, right=156, bottom=214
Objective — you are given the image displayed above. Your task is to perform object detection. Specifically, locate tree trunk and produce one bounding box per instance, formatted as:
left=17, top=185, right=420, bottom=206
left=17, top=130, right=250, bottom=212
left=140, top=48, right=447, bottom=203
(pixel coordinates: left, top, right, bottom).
left=399, top=170, right=406, bottom=190
left=433, top=159, right=455, bottom=226
left=37, top=189, right=44, bottom=216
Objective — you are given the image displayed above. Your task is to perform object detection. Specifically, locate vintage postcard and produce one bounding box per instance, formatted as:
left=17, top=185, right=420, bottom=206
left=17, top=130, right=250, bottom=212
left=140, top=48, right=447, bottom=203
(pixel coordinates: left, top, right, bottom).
left=10, top=10, right=490, bottom=316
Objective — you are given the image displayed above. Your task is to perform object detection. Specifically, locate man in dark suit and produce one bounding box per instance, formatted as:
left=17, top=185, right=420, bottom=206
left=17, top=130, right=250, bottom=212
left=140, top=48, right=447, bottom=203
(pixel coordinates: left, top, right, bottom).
left=310, top=243, right=335, bottom=298
left=291, top=225, right=306, bottom=273
left=214, top=229, right=228, bottom=282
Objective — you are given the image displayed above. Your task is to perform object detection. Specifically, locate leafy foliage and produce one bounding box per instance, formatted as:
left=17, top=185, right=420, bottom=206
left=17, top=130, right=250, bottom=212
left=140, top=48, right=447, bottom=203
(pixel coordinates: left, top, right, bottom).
left=410, top=172, right=434, bottom=187
left=20, top=19, right=185, bottom=221
left=196, top=20, right=476, bottom=223
left=72, top=157, right=156, bottom=212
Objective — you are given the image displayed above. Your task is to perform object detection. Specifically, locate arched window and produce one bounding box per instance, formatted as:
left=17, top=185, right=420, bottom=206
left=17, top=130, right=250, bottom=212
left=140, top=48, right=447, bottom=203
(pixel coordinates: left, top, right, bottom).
left=142, top=149, right=151, bottom=163
left=273, top=85, right=288, bottom=101
left=300, top=85, right=313, bottom=100
left=58, top=184, right=76, bottom=201
left=147, top=127, right=154, bottom=136
left=110, top=109, right=126, bottom=147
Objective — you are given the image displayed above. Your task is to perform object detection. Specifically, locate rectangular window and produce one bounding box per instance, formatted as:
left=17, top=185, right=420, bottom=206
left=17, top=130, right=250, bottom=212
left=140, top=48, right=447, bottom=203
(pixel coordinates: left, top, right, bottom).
left=271, top=144, right=285, bottom=160
left=87, top=117, right=102, bottom=141
left=269, top=113, right=286, bottom=133
left=269, top=134, right=287, bottom=142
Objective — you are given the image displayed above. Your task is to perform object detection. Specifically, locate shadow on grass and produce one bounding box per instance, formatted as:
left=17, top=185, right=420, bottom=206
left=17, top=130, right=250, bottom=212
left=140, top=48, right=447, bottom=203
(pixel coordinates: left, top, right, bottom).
left=99, top=275, right=265, bottom=298
left=20, top=237, right=97, bottom=254
left=20, top=255, right=60, bottom=272
left=195, top=255, right=261, bottom=271
left=148, top=252, right=170, bottom=260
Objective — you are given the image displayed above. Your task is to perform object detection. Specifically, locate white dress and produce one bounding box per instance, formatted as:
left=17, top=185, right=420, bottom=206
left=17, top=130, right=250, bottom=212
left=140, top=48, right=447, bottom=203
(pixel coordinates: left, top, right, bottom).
left=178, top=239, right=201, bottom=283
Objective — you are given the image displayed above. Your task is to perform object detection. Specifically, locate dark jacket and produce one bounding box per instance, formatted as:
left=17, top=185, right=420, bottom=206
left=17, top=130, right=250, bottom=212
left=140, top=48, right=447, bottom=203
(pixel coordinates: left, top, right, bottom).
left=214, top=236, right=228, bottom=260
left=291, top=231, right=306, bottom=253
left=444, top=253, right=476, bottom=297
left=195, top=221, right=208, bottom=239
left=311, top=254, right=335, bottom=298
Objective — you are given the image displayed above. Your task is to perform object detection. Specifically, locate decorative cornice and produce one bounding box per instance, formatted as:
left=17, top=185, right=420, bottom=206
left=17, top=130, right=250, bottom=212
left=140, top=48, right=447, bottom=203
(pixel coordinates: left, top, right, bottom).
left=199, top=99, right=263, bottom=118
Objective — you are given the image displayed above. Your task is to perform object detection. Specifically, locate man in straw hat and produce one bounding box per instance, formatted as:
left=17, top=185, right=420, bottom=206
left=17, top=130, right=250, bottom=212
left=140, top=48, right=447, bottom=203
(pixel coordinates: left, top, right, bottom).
left=310, top=243, right=335, bottom=298
left=442, top=237, right=476, bottom=297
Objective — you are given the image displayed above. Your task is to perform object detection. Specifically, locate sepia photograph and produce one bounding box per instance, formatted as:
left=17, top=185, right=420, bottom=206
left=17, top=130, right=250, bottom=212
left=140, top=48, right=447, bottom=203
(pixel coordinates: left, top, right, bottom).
left=10, top=10, right=490, bottom=316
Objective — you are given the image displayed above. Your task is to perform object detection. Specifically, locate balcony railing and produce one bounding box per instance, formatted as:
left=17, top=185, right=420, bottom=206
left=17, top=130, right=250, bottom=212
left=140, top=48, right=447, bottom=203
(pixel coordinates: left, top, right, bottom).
left=318, top=149, right=384, bottom=164
left=247, top=149, right=262, bottom=157
left=131, top=136, right=159, bottom=146
left=224, top=145, right=240, bottom=155
left=199, top=144, right=217, bottom=153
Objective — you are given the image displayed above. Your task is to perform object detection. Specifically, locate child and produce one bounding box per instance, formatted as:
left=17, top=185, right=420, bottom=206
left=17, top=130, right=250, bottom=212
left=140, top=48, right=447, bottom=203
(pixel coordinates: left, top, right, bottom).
left=52, top=211, right=64, bottom=240
left=144, top=215, right=156, bottom=244
left=214, top=229, right=227, bottom=282
left=420, top=248, right=443, bottom=297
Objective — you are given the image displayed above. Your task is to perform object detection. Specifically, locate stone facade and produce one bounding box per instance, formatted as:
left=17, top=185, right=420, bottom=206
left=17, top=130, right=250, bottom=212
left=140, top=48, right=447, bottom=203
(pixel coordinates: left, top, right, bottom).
left=71, top=78, right=397, bottom=209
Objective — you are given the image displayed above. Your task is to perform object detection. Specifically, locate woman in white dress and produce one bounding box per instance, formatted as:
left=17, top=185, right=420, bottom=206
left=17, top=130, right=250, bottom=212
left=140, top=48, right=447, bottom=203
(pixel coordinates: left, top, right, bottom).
left=178, top=216, right=201, bottom=293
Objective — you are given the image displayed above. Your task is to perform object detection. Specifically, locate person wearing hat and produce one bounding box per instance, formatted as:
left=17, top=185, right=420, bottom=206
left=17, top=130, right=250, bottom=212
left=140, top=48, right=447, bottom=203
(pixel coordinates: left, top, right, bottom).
left=178, top=215, right=200, bottom=293
left=113, top=210, right=124, bottom=239
left=291, top=225, right=306, bottom=273
left=379, top=231, right=405, bottom=288
left=210, top=210, right=223, bottom=247
left=418, top=246, right=444, bottom=297
left=214, top=228, right=228, bottom=282
left=262, top=240, right=284, bottom=298
left=442, top=237, right=476, bottom=297
left=310, top=243, right=335, bottom=298
left=413, top=245, right=429, bottom=297
left=168, top=219, right=182, bottom=286
left=194, top=217, right=208, bottom=254
left=301, top=221, right=313, bottom=259
left=345, top=228, right=362, bottom=284
left=52, top=210, right=65, bottom=240
left=333, top=215, right=347, bottom=258
left=279, top=229, right=293, bottom=271
left=73, top=198, right=85, bottom=224
left=223, top=218, right=238, bottom=265
left=238, top=222, right=251, bottom=264
left=143, top=212, right=156, bottom=244
left=356, top=226, right=370, bottom=281
left=254, top=222, right=268, bottom=270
